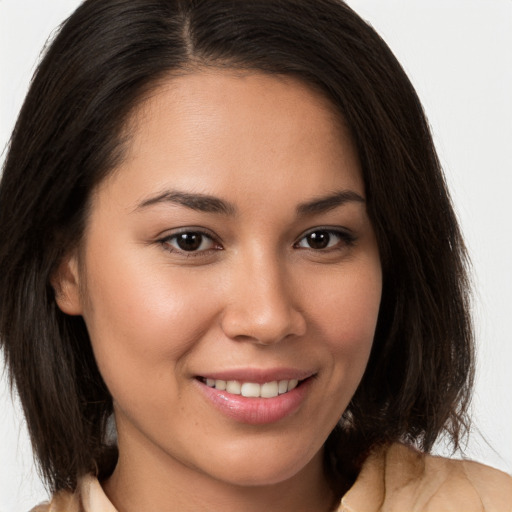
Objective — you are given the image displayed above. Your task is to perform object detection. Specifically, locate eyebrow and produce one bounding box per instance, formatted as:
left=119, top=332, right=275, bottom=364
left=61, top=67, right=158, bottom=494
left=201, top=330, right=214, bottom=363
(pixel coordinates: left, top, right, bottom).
left=135, top=190, right=237, bottom=216
left=134, top=188, right=364, bottom=217
left=296, top=190, right=365, bottom=216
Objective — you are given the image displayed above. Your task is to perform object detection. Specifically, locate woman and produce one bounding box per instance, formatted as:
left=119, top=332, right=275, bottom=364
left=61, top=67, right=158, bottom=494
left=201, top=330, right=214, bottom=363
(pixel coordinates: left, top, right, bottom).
left=0, top=0, right=511, bottom=510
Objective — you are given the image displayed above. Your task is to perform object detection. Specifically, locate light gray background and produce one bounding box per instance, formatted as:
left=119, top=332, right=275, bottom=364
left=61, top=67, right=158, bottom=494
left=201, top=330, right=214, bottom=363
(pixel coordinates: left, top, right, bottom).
left=1, top=1, right=511, bottom=510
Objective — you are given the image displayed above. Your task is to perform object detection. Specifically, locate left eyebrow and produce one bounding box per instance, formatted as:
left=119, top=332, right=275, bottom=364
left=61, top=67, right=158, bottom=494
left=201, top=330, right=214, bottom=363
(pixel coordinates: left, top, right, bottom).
left=296, top=190, right=365, bottom=217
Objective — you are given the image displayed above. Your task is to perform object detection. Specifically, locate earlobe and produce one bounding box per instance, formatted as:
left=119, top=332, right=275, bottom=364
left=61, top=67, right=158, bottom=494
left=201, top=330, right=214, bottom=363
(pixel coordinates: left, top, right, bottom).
left=51, top=253, right=83, bottom=316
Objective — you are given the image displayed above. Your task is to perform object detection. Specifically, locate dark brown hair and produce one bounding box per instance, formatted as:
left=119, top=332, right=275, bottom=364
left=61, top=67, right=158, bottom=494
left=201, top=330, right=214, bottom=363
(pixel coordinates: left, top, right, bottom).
left=0, top=0, right=473, bottom=495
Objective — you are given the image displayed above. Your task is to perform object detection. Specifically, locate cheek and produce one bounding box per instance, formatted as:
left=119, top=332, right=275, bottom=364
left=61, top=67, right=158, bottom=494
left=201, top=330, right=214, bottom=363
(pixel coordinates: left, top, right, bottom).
left=79, top=246, right=223, bottom=393
left=291, top=260, right=381, bottom=437
left=306, top=259, right=382, bottom=368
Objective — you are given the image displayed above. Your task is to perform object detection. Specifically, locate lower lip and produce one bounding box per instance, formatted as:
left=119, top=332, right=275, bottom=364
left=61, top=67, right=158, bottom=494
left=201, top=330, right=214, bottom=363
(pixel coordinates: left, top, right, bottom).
left=195, top=378, right=312, bottom=425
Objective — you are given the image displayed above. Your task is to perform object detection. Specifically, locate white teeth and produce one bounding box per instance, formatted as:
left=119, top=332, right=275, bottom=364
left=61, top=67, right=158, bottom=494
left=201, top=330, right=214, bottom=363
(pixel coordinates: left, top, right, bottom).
left=261, top=381, right=279, bottom=398
left=204, top=378, right=302, bottom=397
left=288, top=379, right=299, bottom=391
left=226, top=380, right=241, bottom=394
left=241, top=382, right=260, bottom=397
left=278, top=380, right=288, bottom=394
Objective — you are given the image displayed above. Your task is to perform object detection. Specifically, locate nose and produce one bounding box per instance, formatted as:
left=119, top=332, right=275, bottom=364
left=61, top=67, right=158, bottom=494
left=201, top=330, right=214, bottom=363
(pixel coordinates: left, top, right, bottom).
left=220, top=254, right=307, bottom=345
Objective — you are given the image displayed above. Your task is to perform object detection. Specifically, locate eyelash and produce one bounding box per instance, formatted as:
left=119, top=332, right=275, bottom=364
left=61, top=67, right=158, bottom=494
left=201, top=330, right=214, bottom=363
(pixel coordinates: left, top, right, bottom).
left=158, top=227, right=356, bottom=257
left=159, top=229, right=221, bottom=257
left=293, top=228, right=356, bottom=251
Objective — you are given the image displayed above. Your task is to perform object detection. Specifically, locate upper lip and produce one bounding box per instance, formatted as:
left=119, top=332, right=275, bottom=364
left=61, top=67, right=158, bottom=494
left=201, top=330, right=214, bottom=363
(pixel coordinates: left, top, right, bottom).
left=196, top=368, right=316, bottom=383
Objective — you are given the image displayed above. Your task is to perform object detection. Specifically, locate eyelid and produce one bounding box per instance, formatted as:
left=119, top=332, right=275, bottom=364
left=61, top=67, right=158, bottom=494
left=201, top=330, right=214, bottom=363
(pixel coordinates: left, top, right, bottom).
left=294, top=226, right=357, bottom=249
left=158, top=227, right=223, bottom=256
left=155, top=225, right=355, bottom=257
left=159, top=226, right=219, bottom=240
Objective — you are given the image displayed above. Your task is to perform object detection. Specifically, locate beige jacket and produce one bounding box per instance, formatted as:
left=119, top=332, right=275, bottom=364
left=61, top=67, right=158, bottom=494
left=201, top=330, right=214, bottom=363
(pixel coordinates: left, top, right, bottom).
left=32, top=443, right=512, bottom=512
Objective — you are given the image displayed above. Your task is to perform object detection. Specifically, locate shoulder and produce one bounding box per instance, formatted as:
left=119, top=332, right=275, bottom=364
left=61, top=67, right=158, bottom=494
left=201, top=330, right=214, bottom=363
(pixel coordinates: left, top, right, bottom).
left=30, top=475, right=116, bottom=512
left=340, top=442, right=512, bottom=512
left=29, top=489, right=81, bottom=512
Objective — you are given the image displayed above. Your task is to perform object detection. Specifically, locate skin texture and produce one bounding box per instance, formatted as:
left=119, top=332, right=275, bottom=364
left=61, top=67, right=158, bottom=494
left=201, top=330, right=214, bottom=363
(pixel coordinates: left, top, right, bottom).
left=55, top=71, right=382, bottom=512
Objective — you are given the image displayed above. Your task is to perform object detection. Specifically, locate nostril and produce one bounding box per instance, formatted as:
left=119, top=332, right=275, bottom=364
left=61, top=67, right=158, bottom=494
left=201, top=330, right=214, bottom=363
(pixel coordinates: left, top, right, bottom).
left=220, top=305, right=307, bottom=345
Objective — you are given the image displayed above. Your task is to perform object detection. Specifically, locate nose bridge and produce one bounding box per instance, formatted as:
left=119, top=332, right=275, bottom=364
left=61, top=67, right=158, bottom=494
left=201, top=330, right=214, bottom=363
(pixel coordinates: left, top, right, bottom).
left=221, top=247, right=306, bottom=344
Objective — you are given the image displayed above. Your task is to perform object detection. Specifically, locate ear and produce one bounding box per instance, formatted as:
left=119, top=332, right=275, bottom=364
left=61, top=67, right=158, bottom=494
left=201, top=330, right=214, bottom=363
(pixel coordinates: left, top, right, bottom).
left=51, top=252, right=83, bottom=316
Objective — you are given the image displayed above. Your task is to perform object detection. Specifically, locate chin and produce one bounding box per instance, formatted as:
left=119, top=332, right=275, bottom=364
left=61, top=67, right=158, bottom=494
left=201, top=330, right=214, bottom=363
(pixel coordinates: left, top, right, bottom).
left=196, top=441, right=324, bottom=488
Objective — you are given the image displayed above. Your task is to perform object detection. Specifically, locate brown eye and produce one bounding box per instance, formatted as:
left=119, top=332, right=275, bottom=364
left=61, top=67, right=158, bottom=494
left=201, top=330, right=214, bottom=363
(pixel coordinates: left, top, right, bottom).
left=305, top=231, right=331, bottom=249
left=295, top=229, right=355, bottom=251
left=164, top=232, right=217, bottom=253
left=178, top=233, right=204, bottom=251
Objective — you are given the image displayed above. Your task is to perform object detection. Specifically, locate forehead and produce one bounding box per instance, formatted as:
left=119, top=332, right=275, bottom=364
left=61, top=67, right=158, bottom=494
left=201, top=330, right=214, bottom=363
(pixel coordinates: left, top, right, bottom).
left=131, top=69, right=344, bottom=132
left=99, top=70, right=363, bottom=211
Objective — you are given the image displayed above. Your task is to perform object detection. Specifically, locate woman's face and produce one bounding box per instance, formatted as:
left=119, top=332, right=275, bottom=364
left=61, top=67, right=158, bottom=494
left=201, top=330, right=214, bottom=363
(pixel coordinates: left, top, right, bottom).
left=58, top=71, right=382, bottom=489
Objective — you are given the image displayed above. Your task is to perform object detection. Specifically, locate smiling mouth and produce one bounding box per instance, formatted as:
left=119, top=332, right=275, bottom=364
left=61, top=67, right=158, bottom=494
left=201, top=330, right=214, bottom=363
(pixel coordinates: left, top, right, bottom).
left=198, top=377, right=306, bottom=398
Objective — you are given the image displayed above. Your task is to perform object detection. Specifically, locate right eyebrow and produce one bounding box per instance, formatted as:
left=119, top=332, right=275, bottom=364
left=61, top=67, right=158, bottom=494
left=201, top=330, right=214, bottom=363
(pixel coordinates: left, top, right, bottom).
left=133, top=190, right=237, bottom=216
